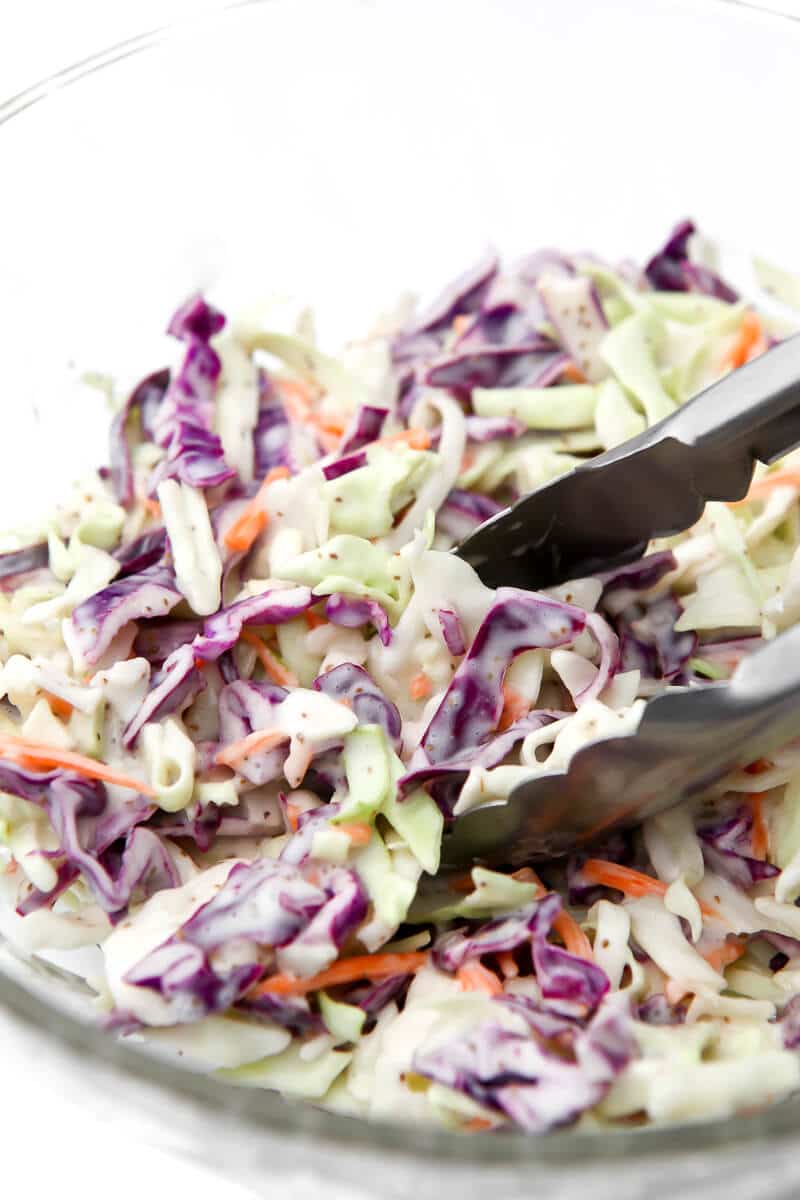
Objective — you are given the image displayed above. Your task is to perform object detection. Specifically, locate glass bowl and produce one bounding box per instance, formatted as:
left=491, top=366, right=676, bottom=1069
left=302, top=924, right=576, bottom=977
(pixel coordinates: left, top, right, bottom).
left=2, top=2, right=800, bottom=1196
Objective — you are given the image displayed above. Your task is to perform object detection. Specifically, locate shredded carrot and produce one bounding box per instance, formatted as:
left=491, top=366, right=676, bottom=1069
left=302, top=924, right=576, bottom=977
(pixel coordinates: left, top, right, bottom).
left=748, top=793, right=770, bottom=861
left=275, top=375, right=345, bottom=449
left=140, top=496, right=161, bottom=520
left=336, top=822, right=373, bottom=846
left=554, top=911, right=595, bottom=962
left=582, top=859, right=670, bottom=900
left=224, top=466, right=291, bottom=553
left=215, top=728, right=289, bottom=768
left=722, top=311, right=764, bottom=370
left=409, top=672, right=432, bottom=701
left=303, top=609, right=327, bottom=630
left=310, top=414, right=346, bottom=440
left=514, top=866, right=595, bottom=961
left=498, top=685, right=530, bottom=732
left=581, top=858, right=718, bottom=919
left=275, top=378, right=314, bottom=421
left=240, top=629, right=299, bottom=687
left=42, top=692, right=73, bottom=721
left=249, top=951, right=429, bottom=997
left=745, top=758, right=773, bottom=775
left=462, top=1117, right=493, bottom=1133
left=0, top=734, right=155, bottom=796
left=451, top=315, right=472, bottom=337
left=315, top=427, right=345, bottom=454
left=702, top=936, right=747, bottom=974
left=224, top=508, right=267, bottom=554
left=728, top=469, right=800, bottom=508
left=460, top=450, right=476, bottom=473
left=561, top=361, right=588, bottom=384
left=284, top=801, right=301, bottom=833
left=449, top=871, right=478, bottom=894
left=497, top=951, right=519, bottom=980
left=256, top=461, right=290, bottom=483
left=378, top=428, right=432, bottom=452
left=457, top=962, right=504, bottom=996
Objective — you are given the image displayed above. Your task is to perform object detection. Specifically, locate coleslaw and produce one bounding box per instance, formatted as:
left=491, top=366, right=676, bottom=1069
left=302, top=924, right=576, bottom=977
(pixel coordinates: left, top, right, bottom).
left=2, top=221, right=800, bottom=1133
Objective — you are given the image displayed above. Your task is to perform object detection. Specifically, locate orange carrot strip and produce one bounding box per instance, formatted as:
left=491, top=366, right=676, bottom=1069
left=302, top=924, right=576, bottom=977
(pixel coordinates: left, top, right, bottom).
left=309, top=414, right=346, bottom=439
left=457, top=962, right=504, bottom=996
left=250, top=951, right=430, bottom=997
left=274, top=377, right=342, bottom=440
left=274, top=373, right=345, bottom=448
left=276, top=378, right=314, bottom=421
left=409, top=672, right=432, bottom=701
left=285, top=802, right=301, bottom=833
left=303, top=609, right=327, bottom=630
left=498, top=685, right=530, bottom=732
left=460, top=450, right=476, bottom=473
left=224, top=508, right=268, bottom=553
left=702, top=937, right=747, bottom=974
left=728, top=470, right=800, bottom=508
left=254, top=462, right=289, bottom=485
left=582, top=858, right=718, bottom=920
left=314, top=428, right=344, bottom=454
left=224, top=466, right=291, bottom=553
left=139, top=496, right=161, bottom=520
left=448, top=872, right=477, bottom=894
left=722, top=311, right=763, bottom=370
left=554, top=911, right=595, bottom=962
left=748, top=793, right=769, bottom=861
left=42, top=692, right=73, bottom=721
left=462, top=1117, right=493, bottom=1133
left=514, top=866, right=594, bottom=961
left=561, top=361, right=588, bottom=384
left=378, top=428, right=432, bottom=452
left=0, top=735, right=155, bottom=796
left=336, top=822, right=373, bottom=846
left=745, top=758, right=773, bottom=775
left=215, top=728, right=289, bottom=768
left=240, top=629, right=299, bottom=687
left=497, top=951, right=519, bottom=980
left=582, top=859, right=671, bottom=900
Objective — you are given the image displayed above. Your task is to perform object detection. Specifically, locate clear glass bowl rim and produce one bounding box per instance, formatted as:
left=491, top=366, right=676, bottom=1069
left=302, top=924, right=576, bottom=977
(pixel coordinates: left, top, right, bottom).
left=2, top=0, right=800, bottom=1168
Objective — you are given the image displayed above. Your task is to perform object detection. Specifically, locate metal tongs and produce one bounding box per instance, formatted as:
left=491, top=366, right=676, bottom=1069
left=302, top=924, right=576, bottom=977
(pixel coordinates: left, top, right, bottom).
left=442, top=336, right=800, bottom=866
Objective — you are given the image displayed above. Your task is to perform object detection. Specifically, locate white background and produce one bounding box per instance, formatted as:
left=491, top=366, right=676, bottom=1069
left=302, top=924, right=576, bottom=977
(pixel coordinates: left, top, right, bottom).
left=2, top=2, right=800, bottom=1199
left=5, top=0, right=799, bottom=100
left=2, top=12, right=320, bottom=1198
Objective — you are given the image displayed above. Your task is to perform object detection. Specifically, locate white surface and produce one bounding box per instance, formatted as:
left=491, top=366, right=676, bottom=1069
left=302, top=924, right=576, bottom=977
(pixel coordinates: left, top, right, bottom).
left=1, top=24, right=250, bottom=1200
left=1, top=14, right=236, bottom=1198
left=1, top=0, right=793, bottom=97
left=1, top=3, right=800, bottom=1199
left=1, top=0, right=793, bottom=102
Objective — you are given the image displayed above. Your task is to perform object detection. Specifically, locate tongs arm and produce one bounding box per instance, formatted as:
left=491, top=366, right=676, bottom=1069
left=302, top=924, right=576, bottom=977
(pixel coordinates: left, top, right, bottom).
left=458, top=336, right=800, bottom=589
left=441, top=621, right=800, bottom=867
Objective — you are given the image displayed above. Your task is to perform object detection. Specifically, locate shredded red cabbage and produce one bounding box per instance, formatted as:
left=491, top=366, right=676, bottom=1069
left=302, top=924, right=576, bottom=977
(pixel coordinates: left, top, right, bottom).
left=123, top=858, right=366, bottom=1022
left=419, top=590, right=586, bottom=765
left=324, top=594, right=392, bottom=646
left=69, top=565, right=183, bottom=667
left=192, top=586, right=315, bottom=662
